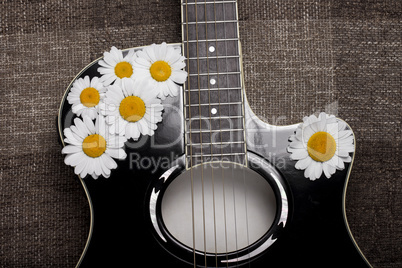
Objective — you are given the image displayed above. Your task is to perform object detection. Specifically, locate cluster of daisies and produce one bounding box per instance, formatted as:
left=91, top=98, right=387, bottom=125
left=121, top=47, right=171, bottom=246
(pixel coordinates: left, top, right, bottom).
left=287, top=112, right=355, bottom=181
left=62, top=43, right=187, bottom=179
left=61, top=43, right=354, bottom=182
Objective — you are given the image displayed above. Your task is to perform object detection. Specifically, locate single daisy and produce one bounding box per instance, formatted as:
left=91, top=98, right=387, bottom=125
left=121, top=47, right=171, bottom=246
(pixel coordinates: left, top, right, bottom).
left=98, top=46, right=136, bottom=86
left=287, top=112, right=355, bottom=181
left=100, top=77, right=164, bottom=140
left=62, top=115, right=127, bottom=179
left=67, top=76, right=105, bottom=119
left=133, top=42, right=187, bottom=100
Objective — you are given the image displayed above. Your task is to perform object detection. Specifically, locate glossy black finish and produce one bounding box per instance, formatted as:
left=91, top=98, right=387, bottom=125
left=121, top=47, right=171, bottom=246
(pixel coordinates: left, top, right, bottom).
left=58, top=48, right=371, bottom=267
left=58, top=47, right=185, bottom=268
left=244, top=105, right=370, bottom=267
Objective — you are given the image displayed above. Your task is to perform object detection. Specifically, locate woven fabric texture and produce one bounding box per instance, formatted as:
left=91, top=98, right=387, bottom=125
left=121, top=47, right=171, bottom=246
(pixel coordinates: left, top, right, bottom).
left=0, top=0, right=400, bottom=267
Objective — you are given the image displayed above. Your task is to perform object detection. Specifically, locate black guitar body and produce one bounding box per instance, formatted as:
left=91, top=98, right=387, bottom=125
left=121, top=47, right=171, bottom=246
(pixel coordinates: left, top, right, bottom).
left=58, top=51, right=370, bottom=267
left=58, top=1, right=371, bottom=266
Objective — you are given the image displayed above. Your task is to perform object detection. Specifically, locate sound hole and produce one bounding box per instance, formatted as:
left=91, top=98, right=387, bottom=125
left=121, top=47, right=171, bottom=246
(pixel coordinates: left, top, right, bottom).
left=161, top=163, right=277, bottom=254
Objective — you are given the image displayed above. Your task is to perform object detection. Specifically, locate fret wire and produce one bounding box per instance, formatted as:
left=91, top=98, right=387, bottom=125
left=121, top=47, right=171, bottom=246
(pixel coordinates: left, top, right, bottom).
left=188, top=152, right=244, bottom=158
left=188, top=141, right=244, bottom=146
left=185, top=102, right=242, bottom=107
left=183, top=0, right=246, bottom=163
left=183, top=38, right=239, bottom=43
left=186, top=115, right=243, bottom=120
left=187, top=144, right=245, bottom=154
left=186, top=128, right=244, bottom=134
left=187, top=55, right=239, bottom=60
left=187, top=156, right=246, bottom=167
left=186, top=87, right=241, bottom=92
left=183, top=20, right=238, bottom=25
left=186, top=118, right=243, bottom=130
left=183, top=1, right=236, bottom=5
left=188, top=71, right=240, bottom=76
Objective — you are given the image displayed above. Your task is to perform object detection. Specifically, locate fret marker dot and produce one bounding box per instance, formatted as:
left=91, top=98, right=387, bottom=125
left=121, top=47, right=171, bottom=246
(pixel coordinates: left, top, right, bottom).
left=211, top=108, right=217, bottom=115
left=210, top=78, right=216, bottom=85
left=209, top=46, right=215, bottom=53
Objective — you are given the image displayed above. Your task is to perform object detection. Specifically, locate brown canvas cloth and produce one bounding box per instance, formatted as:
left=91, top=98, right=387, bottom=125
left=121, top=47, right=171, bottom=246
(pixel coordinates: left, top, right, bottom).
left=0, top=0, right=400, bottom=267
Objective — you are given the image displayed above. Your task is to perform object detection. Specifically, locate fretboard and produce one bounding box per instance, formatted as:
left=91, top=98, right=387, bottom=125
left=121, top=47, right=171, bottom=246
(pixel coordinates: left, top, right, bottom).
left=181, top=0, right=246, bottom=167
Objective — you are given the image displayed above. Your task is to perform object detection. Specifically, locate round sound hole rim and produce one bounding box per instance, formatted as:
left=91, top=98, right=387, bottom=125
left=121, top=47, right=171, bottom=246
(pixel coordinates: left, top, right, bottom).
left=149, top=153, right=290, bottom=267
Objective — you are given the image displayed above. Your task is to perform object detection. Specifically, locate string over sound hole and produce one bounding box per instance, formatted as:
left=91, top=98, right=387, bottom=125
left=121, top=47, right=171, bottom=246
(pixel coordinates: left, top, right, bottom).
left=161, top=162, right=277, bottom=254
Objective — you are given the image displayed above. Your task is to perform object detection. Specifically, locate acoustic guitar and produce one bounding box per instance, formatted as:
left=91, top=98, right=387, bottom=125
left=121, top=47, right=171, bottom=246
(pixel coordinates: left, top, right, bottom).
left=58, top=0, right=372, bottom=267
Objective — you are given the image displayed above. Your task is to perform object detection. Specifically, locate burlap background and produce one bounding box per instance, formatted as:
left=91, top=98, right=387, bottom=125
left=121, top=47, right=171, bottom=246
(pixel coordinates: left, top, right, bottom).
left=0, top=0, right=400, bottom=267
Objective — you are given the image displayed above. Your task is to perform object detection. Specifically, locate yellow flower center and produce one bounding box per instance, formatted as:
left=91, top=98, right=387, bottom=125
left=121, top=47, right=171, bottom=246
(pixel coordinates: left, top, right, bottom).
left=82, top=134, right=106, bottom=158
left=307, top=131, right=337, bottom=162
left=150, top=60, right=172, bottom=82
left=114, top=61, right=133, bottom=79
left=80, top=87, right=100, bottom=108
left=119, top=96, right=146, bottom=122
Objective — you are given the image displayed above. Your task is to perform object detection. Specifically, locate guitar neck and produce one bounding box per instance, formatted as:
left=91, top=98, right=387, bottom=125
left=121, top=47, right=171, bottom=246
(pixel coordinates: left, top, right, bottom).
left=181, top=0, right=246, bottom=167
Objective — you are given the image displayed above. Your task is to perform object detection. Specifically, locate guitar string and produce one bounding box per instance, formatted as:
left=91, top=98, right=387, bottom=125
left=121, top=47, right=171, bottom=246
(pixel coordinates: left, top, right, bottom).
left=220, top=0, right=240, bottom=262
left=212, top=0, right=229, bottom=266
left=184, top=0, right=197, bottom=266
left=202, top=0, right=219, bottom=266
left=186, top=1, right=246, bottom=266
left=194, top=0, right=208, bottom=266
left=233, top=0, right=252, bottom=262
left=243, top=158, right=251, bottom=268
left=231, top=0, right=251, bottom=262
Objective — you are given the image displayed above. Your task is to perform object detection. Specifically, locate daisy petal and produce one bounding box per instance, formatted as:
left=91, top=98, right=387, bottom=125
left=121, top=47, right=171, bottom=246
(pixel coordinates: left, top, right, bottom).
left=288, top=112, right=354, bottom=181
left=75, top=159, right=88, bottom=177
left=83, top=116, right=96, bottom=134
left=170, top=70, right=188, bottom=84
left=100, top=158, right=112, bottom=178
left=289, top=140, right=305, bottom=149
left=340, top=155, right=352, bottom=163
left=302, top=125, right=315, bottom=142
left=94, top=157, right=103, bottom=176
left=304, top=163, right=316, bottom=181
left=295, top=157, right=312, bottom=170
left=101, top=153, right=117, bottom=170
left=62, top=145, right=82, bottom=154
left=64, top=152, right=85, bottom=166
left=74, top=118, right=90, bottom=137
left=64, top=128, right=83, bottom=144
left=322, top=162, right=331, bottom=178
left=314, top=162, right=323, bottom=179
left=106, top=148, right=127, bottom=160
left=290, top=148, right=308, bottom=160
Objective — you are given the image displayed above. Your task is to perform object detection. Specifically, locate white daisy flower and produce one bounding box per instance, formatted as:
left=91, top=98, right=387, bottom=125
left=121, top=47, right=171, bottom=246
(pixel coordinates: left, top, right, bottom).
left=97, top=46, right=136, bottom=86
left=66, top=76, right=105, bottom=119
left=287, top=112, right=355, bottom=181
left=100, top=77, right=164, bottom=140
left=62, top=115, right=127, bottom=179
left=133, top=42, right=187, bottom=100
